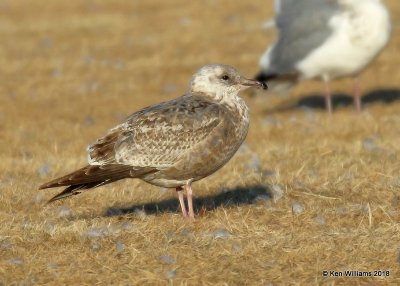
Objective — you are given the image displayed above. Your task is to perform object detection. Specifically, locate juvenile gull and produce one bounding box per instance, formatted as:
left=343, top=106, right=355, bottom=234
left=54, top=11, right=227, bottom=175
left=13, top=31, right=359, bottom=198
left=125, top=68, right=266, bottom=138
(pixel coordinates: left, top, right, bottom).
left=39, top=64, right=267, bottom=218
left=256, top=0, right=391, bottom=113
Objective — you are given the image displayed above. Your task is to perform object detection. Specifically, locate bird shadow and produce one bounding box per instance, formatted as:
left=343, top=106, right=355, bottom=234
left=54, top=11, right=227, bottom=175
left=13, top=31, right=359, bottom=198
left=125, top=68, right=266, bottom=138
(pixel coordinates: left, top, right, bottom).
left=104, top=184, right=272, bottom=217
left=268, top=88, right=400, bottom=112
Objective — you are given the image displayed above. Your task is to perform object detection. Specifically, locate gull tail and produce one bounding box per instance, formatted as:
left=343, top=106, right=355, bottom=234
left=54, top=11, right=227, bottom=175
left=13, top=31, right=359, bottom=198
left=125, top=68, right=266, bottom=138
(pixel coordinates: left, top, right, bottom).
left=39, top=164, right=156, bottom=203
left=254, top=71, right=299, bottom=93
left=255, top=71, right=279, bottom=82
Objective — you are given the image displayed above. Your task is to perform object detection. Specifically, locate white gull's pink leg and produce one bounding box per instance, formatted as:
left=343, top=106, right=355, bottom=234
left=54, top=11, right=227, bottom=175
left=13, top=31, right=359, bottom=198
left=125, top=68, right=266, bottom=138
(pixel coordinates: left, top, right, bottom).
left=352, top=76, right=362, bottom=112
left=323, top=78, right=332, bottom=114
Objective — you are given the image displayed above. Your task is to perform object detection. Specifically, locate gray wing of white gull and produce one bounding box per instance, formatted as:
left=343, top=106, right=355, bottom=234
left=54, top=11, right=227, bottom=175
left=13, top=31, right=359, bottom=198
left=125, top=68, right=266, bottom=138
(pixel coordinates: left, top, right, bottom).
left=261, top=0, right=339, bottom=75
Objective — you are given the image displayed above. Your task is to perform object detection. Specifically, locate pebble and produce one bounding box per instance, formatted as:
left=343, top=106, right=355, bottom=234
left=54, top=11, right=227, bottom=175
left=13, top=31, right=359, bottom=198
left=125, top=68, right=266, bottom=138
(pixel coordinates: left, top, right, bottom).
left=57, top=206, right=73, bottom=218
left=237, top=144, right=262, bottom=172
left=20, top=219, right=31, bottom=230
left=362, top=137, right=385, bottom=154
left=165, top=270, right=177, bottom=279
left=335, top=207, right=348, bottom=215
left=362, top=137, right=377, bottom=151
left=38, top=164, right=51, bottom=178
left=261, top=169, right=276, bottom=178
left=9, top=257, right=24, bottom=266
left=85, top=222, right=134, bottom=239
left=83, top=115, right=95, bottom=126
left=86, top=227, right=109, bottom=238
left=292, top=180, right=306, bottom=189
left=271, top=185, right=284, bottom=203
left=292, top=201, right=305, bottom=215
left=237, top=143, right=251, bottom=155
left=44, top=222, right=56, bottom=235
left=213, top=228, right=232, bottom=239
left=342, top=171, right=353, bottom=181
left=160, top=255, right=175, bottom=265
left=32, top=193, right=45, bottom=204
left=0, top=239, right=13, bottom=250
left=308, top=170, right=319, bottom=179
left=246, top=153, right=261, bottom=172
left=252, top=194, right=271, bottom=205
left=232, top=243, right=242, bottom=253
left=47, top=262, right=58, bottom=269
left=314, top=214, right=326, bottom=225
left=261, top=260, right=275, bottom=269
left=90, top=241, right=101, bottom=251
left=181, top=228, right=191, bottom=237
left=134, top=208, right=147, bottom=218
left=120, top=221, right=134, bottom=231
left=115, top=241, right=125, bottom=253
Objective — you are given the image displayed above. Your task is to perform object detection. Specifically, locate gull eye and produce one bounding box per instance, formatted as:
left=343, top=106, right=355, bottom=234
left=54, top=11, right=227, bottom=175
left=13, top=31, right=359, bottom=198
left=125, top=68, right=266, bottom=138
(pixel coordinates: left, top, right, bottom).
left=222, top=75, right=230, bottom=80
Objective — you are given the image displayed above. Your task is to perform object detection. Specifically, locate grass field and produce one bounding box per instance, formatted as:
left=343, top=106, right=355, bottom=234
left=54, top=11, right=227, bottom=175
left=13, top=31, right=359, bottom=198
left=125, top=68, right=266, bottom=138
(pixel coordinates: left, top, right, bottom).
left=1, top=0, right=400, bottom=284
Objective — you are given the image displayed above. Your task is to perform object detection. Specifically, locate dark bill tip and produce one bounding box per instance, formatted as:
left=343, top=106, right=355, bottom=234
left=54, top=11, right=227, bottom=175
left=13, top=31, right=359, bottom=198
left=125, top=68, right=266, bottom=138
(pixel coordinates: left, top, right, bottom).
left=241, top=78, right=268, bottom=90
left=260, top=81, right=268, bottom=90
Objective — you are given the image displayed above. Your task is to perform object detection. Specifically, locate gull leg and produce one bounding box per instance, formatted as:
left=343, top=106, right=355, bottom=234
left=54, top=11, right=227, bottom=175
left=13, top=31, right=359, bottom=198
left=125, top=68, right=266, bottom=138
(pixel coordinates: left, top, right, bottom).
left=352, top=76, right=362, bottom=112
left=176, top=186, right=188, bottom=217
left=185, top=180, right=195, bottom=218
left=323, top=78, right=332, bottom=114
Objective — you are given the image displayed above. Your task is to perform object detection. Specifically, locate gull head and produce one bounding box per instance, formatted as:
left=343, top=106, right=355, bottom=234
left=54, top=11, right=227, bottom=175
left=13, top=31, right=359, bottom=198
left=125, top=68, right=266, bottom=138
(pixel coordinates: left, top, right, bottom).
left=189, top=64, right=267, bottom=98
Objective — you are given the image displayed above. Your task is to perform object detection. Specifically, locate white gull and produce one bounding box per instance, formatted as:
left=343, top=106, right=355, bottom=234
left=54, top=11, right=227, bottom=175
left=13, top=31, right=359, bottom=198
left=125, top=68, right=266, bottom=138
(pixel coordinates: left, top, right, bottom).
left=256, top=0, right=391, bottom=112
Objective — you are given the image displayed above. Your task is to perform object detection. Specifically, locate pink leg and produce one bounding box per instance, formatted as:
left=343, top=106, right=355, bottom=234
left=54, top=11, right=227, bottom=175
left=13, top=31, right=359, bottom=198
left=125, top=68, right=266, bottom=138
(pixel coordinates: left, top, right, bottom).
left=324, top=79, right=332, bottom=114
left=176, top=186, right=188, bottom=217
left=352, top=77, right=362, bottom=112
left=185, top=181, right=195, bottom=218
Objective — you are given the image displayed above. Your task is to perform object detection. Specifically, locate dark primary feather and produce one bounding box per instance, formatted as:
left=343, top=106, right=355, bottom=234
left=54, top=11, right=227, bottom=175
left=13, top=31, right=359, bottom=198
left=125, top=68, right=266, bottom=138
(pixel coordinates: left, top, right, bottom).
left=39, top=164, right=133, bottom=189
left=47, top=182, right=108, bottom=203
left=40, top=165, right=157, bottom=203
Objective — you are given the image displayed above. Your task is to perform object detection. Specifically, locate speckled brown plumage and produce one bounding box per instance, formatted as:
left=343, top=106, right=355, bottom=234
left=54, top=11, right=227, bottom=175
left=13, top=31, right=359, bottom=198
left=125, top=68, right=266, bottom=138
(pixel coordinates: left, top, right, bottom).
left=39, top=64, right=267, bottom=217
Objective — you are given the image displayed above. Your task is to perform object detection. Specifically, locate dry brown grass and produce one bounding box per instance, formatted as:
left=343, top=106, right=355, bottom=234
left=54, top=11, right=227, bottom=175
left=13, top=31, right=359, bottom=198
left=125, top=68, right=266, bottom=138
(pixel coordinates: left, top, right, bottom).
left=1, top=0, right=400, bottom=285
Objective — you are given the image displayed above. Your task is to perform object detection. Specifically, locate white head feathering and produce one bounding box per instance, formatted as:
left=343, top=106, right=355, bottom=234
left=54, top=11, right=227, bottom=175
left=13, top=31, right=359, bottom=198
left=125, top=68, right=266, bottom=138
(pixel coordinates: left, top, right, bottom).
left=189, top=64, right=265, bottom=101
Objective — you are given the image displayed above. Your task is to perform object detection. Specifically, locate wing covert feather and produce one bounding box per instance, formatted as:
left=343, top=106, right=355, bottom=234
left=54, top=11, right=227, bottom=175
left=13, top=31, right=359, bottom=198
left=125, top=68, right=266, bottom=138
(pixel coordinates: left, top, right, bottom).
left=87, top=95, right=223, bottom=168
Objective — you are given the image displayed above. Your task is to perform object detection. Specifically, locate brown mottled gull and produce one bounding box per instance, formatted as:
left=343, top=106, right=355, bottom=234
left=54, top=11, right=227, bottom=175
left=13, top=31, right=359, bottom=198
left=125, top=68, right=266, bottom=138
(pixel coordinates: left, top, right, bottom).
left=39, top=64, right=267, bottom=218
